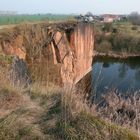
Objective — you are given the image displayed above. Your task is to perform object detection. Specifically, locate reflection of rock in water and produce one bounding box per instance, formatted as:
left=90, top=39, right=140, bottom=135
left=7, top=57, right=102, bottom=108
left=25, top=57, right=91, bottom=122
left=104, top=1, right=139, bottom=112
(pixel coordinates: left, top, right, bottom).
left=11, top=56, right=31, bottom=87
left=75, top=72, right=92, bottom=101
left=135, top=69, right=140, bottom=81
left=118, top=64, right=128, bottom=79
left=103, top=63, right=110, bottom=68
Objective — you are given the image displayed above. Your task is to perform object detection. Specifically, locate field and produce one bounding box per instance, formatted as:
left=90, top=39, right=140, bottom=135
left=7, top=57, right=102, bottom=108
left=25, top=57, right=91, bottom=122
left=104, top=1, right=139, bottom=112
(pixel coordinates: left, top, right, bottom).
left=0, top=14, right=75, bottom=25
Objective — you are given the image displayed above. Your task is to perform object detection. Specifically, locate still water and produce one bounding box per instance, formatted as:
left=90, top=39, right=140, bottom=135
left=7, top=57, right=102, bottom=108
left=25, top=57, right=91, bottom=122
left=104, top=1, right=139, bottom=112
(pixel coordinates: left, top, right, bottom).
left=92, top=56, right=140, bottom=98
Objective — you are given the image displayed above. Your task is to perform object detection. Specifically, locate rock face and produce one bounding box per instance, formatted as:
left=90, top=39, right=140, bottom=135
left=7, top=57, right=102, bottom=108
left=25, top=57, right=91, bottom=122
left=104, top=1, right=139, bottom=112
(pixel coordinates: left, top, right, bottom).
left=10, top=56, right=31, bottom=86
left=53, top=23, right=94, bottom=85
left=0, top=22, right=94, bottom=86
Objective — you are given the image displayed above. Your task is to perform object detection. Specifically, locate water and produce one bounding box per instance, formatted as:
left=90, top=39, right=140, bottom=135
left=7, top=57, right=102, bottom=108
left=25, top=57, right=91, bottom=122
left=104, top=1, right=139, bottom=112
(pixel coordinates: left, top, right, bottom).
left=92, top=56, right=140, bottom=99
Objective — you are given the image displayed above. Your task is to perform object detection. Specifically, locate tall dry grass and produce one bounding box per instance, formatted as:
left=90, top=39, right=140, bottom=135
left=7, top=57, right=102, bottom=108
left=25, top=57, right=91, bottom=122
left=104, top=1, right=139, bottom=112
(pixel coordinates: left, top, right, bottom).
left=0, top=64, right=139, bottom=140
left=53, top=86, right=138, bottom=140
left=93, top=90, right=140, bottom=138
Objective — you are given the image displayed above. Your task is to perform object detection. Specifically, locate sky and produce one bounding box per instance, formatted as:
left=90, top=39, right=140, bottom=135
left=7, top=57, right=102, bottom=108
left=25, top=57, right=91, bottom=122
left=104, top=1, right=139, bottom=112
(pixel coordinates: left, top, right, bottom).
left=0, top=0, right=140, bottom=15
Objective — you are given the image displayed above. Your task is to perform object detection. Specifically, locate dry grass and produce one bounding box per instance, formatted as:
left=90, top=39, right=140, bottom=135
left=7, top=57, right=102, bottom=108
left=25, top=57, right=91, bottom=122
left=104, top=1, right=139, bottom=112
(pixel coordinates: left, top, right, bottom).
left=0, top=49, right=139, bottom=140
left=54, top=88, right=139, bottom=140
left=0, top=83, right=48, bottom=140
left=0, top=56, right=63, bottom=139
left=0, top=58, right=54, bottom=139
left=0, top=73, right=138, bottom=140
left=0, top=60, right=139, bottom=140
left=94, top=91, right=140, bottom=136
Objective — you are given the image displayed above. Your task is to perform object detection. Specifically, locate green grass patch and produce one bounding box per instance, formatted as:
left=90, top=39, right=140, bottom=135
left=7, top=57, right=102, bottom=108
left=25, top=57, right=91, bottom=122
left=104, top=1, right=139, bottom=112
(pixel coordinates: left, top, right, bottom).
left=0, top=54, right=13, bottom=65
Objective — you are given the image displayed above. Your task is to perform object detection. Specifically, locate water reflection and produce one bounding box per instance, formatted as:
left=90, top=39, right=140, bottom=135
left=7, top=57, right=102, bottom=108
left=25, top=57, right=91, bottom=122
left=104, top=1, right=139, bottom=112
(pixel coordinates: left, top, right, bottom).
left=92, top=56, right=140, bottom=97
left=118, top=64, right=128, bottom=79
left=135, top=69, right=140, bottom=81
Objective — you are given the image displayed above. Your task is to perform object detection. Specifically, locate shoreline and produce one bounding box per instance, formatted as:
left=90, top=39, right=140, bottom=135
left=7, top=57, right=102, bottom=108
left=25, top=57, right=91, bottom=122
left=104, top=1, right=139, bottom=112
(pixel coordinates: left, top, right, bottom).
left=93, top=51, right=140, bottom=59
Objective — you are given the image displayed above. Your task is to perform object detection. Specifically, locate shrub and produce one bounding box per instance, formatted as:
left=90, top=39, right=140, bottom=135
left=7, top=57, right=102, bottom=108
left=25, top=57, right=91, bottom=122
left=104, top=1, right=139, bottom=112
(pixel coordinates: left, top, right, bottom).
left=110, top=33, right=140, bottom=53
left=97, top=41, right=112, bottom=53
left=112, top=28, right=118, bottom=33
left=131, top=26, right=138, bottom=30
left=102, top=23, right=113, bottom=32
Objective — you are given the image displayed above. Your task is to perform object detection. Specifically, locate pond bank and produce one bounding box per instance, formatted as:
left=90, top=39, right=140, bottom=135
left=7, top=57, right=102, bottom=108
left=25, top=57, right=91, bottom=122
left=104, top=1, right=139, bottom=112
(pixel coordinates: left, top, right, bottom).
left=93, top=51, right=140, bottom=59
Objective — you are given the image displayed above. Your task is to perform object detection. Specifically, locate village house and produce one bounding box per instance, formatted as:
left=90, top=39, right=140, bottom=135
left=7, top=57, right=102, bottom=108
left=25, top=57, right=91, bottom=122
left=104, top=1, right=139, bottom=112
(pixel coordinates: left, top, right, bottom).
left=75, top=12, right=94, bottom=22
left=101, top=14, right=120, bottom=23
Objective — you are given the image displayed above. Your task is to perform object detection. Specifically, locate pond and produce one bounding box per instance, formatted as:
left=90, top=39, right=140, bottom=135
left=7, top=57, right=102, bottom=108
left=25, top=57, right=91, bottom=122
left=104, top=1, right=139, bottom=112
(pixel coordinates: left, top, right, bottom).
left=92, top=56, right=140, bottom=101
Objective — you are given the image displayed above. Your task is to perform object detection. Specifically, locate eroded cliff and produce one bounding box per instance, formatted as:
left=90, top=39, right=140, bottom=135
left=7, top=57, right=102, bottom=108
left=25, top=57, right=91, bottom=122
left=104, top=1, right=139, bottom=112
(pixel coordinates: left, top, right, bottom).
left=0, top=22, right=94, bottom=86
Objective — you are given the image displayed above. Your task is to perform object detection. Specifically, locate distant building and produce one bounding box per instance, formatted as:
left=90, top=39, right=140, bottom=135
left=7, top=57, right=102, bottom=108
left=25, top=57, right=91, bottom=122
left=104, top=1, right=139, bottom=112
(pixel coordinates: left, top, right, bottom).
left=0, top=11, right=17, bottom=15
left=119, top=15, right=128, bottom=22
left=75, top=13, right=124, bottom=23
left=101, top=14, right=120, bottom=23
left=75, top=12, right=94, bottom=22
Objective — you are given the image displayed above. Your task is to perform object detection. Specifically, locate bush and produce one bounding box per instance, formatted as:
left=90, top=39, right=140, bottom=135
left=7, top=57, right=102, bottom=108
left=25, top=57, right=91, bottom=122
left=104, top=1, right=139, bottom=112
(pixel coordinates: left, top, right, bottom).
left=131, top=26, right=138, bottom=30
left=102, top=23, right=113, bottom=32
left=110, top=33, right=140, bottom=53
left=97, top=41, right=112, bottom=53
left=95, top=30, right=140, bottom=54
left=112, top=28, right=118, bottom=33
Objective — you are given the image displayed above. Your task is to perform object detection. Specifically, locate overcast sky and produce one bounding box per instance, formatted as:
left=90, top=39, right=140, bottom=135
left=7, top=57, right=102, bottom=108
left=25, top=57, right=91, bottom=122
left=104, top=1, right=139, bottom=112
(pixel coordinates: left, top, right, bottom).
left=0, top=0, right=140, bottom=14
